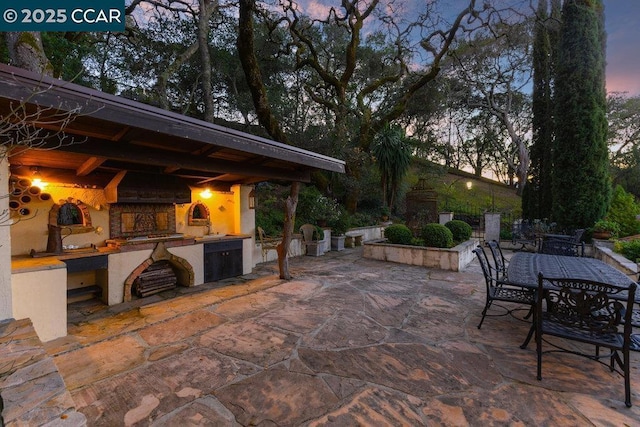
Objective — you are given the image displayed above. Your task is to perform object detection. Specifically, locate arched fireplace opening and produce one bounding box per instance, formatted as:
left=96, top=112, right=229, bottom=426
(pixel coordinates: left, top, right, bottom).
left=133, top=260, right=177, bottom=297
left=123, top=242, right=194, bottom=302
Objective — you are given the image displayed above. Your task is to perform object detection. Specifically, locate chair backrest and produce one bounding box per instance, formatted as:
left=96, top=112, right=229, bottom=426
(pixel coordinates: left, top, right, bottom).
left=487, top=240, right=506, bottom=278
left=539, top=239, right=584, bottom=257
left=537, top=273, right=636, bottom=336
left=473, top=246, right=497, bottom=290
left=300, top=224, right=317, bottom=242
left=257, top=227, right=267, bottom=244
left=571, top=229, right=585, bottom=244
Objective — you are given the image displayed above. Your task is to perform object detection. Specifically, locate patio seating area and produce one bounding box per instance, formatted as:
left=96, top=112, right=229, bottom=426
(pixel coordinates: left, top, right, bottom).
left=2, top=245, right=640, bottom=425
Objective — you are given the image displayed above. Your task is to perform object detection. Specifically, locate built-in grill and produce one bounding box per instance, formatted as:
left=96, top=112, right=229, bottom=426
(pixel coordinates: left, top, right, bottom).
left=133, top=260, right=177, bottom=297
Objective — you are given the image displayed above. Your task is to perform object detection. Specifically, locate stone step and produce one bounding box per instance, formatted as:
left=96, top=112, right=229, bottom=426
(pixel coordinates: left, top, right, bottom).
left=0, top=318, right=87, bottom=426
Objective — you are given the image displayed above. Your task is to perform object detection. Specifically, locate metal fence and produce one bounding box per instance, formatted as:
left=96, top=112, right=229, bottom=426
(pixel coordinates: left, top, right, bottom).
left=451, top=207, right=519, bottom=242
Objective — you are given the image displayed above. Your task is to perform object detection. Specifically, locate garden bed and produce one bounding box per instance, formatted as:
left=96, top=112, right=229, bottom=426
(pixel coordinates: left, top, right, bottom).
left=363, top=238, right=479, bottom=271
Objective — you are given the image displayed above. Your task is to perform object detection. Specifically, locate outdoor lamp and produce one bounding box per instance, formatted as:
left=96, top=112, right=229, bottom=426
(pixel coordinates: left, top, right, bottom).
left=199, top=188, right=212, bottom=199
left=249, top=189, right=256, bottom=209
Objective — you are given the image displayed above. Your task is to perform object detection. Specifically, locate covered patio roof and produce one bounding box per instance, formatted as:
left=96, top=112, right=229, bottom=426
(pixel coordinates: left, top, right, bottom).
left=0, top=64, right=345, bottom=190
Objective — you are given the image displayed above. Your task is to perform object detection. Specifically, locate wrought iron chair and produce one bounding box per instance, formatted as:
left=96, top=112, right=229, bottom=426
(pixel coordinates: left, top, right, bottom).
left=539, top=238, right=585, bottom=257
left=257, top=227, right=279, bottom=262
left=529, top=273, right=636, bottom=407
left=511, top=220, right=539, bottom=251
left=487, top=240, right=508, bottom=280
left=473, top=246, right=536, bottom=330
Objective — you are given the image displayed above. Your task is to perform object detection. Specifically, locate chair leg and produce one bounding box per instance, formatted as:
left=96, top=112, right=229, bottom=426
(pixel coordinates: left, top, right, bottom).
left=477, top=301, right=491, bottom=329
left=623, top=349, right=632, bottom=407
left=536, top=327, right=543, bottom=380
left=520, top=324, right=535, bottom=349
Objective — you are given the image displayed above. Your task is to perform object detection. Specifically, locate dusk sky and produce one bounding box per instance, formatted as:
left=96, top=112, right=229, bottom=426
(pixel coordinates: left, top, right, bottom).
left=603, top=1, right=640, bottom=95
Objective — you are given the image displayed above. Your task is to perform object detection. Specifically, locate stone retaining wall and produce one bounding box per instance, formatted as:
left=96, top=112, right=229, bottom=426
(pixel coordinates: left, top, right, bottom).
left=363, top=239, right=479, bottom=271
left=592, top=240, right=639, bottom=278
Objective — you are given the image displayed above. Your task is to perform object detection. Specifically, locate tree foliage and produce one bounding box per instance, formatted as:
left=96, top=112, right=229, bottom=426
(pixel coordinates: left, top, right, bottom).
left=524, top=0, right=560, bottom=220
left=551, top=0, right=609, bottom=230
left=371, top=124, right=412, bottom=212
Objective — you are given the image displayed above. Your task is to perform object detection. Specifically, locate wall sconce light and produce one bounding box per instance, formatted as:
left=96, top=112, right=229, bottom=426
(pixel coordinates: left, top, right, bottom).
left=31, top=166, right=47, bottom=189
left=249, top=189, right=256, bottom=209
left=466, top=181, right=472, bottom=190
left=199, top=188, right=212, bottom=199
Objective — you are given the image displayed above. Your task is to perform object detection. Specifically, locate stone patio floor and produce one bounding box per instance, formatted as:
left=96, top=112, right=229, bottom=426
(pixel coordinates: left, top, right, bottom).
left=22, top=247, right=640, bottom=424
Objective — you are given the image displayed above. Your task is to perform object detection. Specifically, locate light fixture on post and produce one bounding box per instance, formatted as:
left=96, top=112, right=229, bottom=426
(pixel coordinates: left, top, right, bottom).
left=466, top=181, right=472, bottom=190
left=249, top=189, right=256, bottom=209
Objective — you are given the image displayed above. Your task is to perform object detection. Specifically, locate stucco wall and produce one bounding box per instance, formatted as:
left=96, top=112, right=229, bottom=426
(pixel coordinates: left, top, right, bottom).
left=12, top=266, right=67, bottom=341
left=107, top=250, right=153, bottom=305
left=169, top=244, right=204, bottom=286
left=0, top=152, right=12, bottom=319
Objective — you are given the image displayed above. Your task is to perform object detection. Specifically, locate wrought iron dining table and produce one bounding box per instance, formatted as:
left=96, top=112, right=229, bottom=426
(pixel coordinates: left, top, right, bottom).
left=507, top=252, right=636, bottom=293
left=508, top=252, right=639, bottom=350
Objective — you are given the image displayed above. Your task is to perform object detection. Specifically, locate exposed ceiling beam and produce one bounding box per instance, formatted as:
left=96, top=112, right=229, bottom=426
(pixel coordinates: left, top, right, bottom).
left=50, top=137, right=312, bottom=182
left=76, top=156, right=107, bottom=176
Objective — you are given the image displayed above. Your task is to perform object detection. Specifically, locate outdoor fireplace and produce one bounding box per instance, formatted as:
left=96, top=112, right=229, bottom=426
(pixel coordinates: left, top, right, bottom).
left=123, top=241, right=195, bottom=302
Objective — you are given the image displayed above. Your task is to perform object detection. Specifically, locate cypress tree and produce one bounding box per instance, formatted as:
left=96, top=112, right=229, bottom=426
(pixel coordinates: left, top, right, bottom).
left=525, top=0, right=553, bottom=220
left=551, top=0, right=609, bottom=230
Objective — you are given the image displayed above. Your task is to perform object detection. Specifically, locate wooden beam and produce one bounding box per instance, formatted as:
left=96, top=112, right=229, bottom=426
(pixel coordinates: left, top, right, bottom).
left=76, top=156, right=107, bottom=176
left=51, top=138, right=312, bottom=182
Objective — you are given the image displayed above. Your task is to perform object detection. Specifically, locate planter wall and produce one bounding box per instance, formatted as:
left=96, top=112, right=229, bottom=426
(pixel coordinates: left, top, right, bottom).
left=592, top=241, right=639, bottom=277
left=363, top=238, right=479, bottom=271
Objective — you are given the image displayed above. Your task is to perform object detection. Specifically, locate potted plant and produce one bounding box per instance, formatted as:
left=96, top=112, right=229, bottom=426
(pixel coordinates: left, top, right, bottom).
left=380, top=206, right=391, bottom=222
left=592, top=219, right=620, bottom=239
left=329, top=211, right=350, bottom=251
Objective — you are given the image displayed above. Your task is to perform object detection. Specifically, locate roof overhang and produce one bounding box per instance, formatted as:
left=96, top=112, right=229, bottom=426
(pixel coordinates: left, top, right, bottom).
left=0, top=64, right=345, bottom=189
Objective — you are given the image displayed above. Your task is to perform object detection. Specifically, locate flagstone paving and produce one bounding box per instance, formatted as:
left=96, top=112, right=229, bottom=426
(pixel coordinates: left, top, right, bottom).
left=28, top=247, right=640, bottom=424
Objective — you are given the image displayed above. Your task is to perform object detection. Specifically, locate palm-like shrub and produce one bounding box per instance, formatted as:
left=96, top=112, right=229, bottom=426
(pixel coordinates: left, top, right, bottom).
left=445, top=220, right=472, bottom=242
left=384, top=224, right=413, bottom=245
left=420, top=223, right=454, bottom=248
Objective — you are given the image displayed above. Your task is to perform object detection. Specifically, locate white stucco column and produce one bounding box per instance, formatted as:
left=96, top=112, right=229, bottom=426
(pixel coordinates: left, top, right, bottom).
left=484, top=212, right=502, bottom=243
left=0, top=148, right=13, bottom=319
left=439, top=212, right=454, bottom=225
left=235, top=184, right=256, bottom=272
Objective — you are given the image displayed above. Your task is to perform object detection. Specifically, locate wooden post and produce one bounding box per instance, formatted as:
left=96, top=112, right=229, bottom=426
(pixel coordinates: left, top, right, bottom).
left=277, top=181, right=300, bottom=279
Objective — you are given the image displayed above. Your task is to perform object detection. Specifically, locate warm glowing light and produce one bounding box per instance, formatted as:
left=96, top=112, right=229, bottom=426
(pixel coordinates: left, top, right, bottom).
left=31, top=167, right=47, bottom=188
left=466, top=181, right=472, bottom=190
left=199, top=188, right=212, bottom=199
left=31, top=178, right=47, bottom=189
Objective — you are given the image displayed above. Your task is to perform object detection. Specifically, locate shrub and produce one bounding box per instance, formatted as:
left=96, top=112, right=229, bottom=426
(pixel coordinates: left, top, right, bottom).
left=420, top=223, right=454, bottom=248
left=592, top=219, right=621, bottom=237
left=384, top=224, right=414, bottom=245
left=606, top=185, right=640, bottom=237
left=445, top=220, right=472, bottom=242
left=329, top=209, right=351, bottom=236
left=614, top=239, right=640, bottom=263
